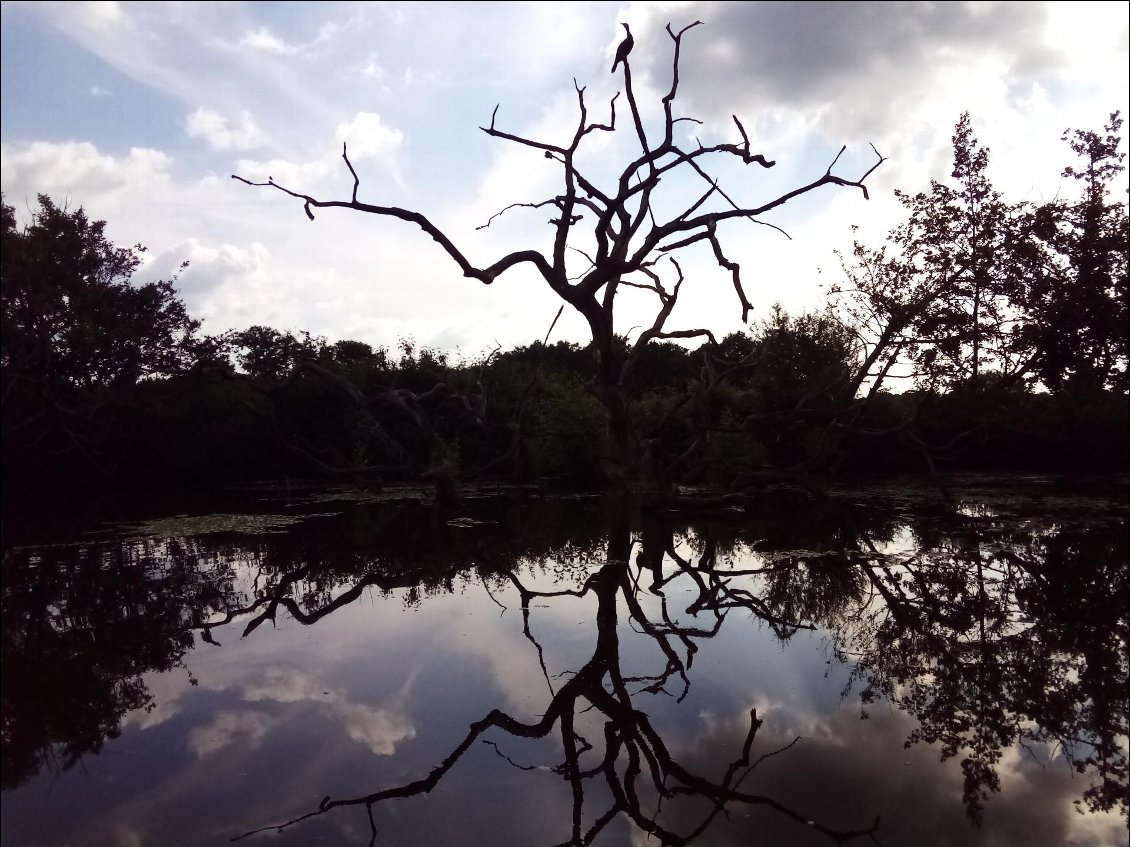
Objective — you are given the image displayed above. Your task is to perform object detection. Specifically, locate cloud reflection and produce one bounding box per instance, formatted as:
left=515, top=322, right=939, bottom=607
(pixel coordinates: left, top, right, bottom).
left=188, top=710, right=272, bottom=759
left=664, top=702, right=1125, bottom=847
left=240, top=668, right=415, bottom=756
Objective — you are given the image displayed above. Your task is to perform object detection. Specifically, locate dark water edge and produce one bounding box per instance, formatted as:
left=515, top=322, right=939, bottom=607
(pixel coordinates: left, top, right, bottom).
left=2, top=473, right=1127, bottom=846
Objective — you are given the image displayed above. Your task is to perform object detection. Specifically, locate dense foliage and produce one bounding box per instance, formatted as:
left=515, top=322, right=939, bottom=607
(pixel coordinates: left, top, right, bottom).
left=1, top=114, right=1127, bottom=499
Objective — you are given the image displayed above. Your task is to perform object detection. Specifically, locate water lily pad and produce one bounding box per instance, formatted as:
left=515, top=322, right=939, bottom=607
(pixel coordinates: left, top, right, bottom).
left=121, top=513, right=334, bottom=538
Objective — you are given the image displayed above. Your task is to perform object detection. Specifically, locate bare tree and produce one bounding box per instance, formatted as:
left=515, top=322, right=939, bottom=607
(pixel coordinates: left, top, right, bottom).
left=234, top=21, right=882, bottom=490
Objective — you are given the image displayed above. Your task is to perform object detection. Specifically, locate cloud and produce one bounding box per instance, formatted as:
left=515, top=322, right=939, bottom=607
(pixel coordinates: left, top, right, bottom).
left=145, top=238, right=271, bottom=319
left=120, top=671, right=189, bottom=731
left=0, top=141, right=172, bottom=206
left=238, top=27, right=300, bottom=56
left=637, top=3, right=1057, bottom=137
left=90, top=85, right=113, bottom=98
left=185, top=107, right=265, bottom=151
left=357, top=52, right=387, bottom=82
left=241, top=667, right=326, bottom=703
left=230, top=111, right=405, bottom=192
left=230, top=154, right=335, bottom=192
left=66, top=0, right=129, bottom=36
left=334, top=701, right=416, bottom=756
left=229, top=20, right=348, bottom=60
left=334, top=112, right=404, bottom=161
left=621, top=1, right=1126, bottom=206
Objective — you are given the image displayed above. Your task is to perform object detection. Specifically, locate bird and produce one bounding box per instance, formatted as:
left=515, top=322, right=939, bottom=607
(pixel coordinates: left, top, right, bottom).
left=611, top=23, right=633, bottom=74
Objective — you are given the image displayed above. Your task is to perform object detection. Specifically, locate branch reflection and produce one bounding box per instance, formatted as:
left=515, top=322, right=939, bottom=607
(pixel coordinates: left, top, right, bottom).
left=838, top=514, right=1129, bottom=822
left=2, top=484, right=1125, bottom=844
left=233, top=495, right=883, bottom=845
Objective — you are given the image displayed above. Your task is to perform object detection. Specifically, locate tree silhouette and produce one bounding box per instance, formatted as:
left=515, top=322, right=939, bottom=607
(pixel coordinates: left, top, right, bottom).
left=1, top=195, right=214, bottom=479
left=234, top=21, right=882, bottom=490
left=832, top=115, right=1029, bottom=396
left=1019, top=112, right=1128, bottom=397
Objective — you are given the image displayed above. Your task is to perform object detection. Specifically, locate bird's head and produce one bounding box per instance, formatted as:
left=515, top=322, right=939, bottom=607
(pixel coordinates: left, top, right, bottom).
left=620, top=22, right=630, bottom=33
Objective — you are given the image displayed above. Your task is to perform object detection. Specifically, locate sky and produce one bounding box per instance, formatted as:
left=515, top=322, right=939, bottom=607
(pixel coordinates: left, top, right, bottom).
left=2, top=1, right=1127, bottom=360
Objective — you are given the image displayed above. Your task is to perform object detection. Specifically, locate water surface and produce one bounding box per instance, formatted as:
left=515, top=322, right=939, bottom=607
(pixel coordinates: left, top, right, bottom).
left=2, top=476, right=1126, bottom=846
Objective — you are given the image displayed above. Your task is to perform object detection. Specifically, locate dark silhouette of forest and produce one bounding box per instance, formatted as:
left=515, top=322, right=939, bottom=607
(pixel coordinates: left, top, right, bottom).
left=2, top=110, right=1126, bottom=506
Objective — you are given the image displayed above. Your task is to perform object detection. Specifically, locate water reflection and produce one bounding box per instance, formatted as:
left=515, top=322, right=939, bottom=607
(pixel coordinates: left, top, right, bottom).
left=845, top=514, right=1129, bottom=822
left=1, top=479, right=1126, bottom=845
left=1, top=535, right=238, bottom=788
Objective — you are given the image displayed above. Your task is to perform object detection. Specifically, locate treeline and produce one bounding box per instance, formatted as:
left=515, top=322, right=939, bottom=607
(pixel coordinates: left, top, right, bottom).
left=2, top=307, right=1124, bottom=495
left=2, top=113, right=1126, bottom=497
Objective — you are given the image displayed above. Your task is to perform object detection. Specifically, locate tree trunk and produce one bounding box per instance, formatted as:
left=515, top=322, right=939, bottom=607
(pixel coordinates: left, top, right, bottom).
left=599, top=382, right=637, bottom=490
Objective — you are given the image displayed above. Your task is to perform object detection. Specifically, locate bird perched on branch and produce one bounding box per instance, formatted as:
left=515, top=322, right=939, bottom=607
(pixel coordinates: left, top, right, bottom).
left=611, top=22, right=633, bottom=74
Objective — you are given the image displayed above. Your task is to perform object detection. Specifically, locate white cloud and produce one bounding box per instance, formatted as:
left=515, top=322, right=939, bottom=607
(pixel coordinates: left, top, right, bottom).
left=238, top=27, right=299, bottom=56
left=223, top=112, right=406, bottom=198
left=241, top=667, right=323, bottom=703
left=334, top=112, right=404, bottom=162
left=146, top=238, right=271, bottom=314
left=67, top=0, right=129, bottom=35
left=357, top=52, right=386, bottom=82
left=313, top=20, right=341, bottom=46
left=185, top=107, right=266, bottom=152
left=230, top=154, right=335, bottom=191
left=0, top=141, right=172, bottom=207
left=231, top=18, right=346, bottom=59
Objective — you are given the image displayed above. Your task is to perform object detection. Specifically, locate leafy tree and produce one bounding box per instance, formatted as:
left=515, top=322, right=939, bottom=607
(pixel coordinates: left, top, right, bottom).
left=739, top=306, right=858, bottom=467
left=873, top=115, right=1029, bottom=388
left=1, top=195, right=211, bottom=479
left=498, top=340, right=593, bottom=384
left=1, top=196, right=204, bottom=388
left=848, top=517, right=1129, bottom=823
left=1, top=534, right=239, bottom=789
left=1020, top=112, right=1128, bottom=396
left=744, top=305, right=857, bottom=415
left=229, top=325, right=328, bottom=382
left=838, top=112, right=1128, bottom=402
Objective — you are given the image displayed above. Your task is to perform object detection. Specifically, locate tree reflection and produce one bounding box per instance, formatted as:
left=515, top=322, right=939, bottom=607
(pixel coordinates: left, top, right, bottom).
left=832, top=514, right=1129, bottom=823
left=2, top=485, right=1126, bottom=843
left=1, top=535, right=239, bottom=787
left=231, top=497, right=884, bottom=845
left=1, top=493, right=607, bottom=789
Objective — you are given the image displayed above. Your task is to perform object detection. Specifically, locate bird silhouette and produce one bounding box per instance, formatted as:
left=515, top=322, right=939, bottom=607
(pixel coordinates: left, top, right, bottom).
left=611, top=23, right=633, bottom=74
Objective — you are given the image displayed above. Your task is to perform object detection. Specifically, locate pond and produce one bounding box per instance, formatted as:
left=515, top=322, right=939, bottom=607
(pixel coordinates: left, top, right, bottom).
left=2, top=475, right=1127, bottom=846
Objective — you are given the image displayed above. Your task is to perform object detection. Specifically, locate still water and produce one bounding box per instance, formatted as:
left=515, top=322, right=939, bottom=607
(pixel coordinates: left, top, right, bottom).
left=2, top=476, right=1127, bottom=846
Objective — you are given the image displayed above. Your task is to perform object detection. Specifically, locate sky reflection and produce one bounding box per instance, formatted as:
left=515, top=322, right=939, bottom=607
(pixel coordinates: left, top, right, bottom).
left=2, top=482, right=1126, bottom=846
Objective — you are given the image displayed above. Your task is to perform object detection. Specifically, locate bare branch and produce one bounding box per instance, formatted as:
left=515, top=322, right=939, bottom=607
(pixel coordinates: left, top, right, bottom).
left=670, top=143, right=885, bottom=235
left=230, top=167, right=555, bottom=286
left=730, top=115, right=776, bottom=168
left=481, top=108, right=568, bottom=157
left=342, top=143, right=360, bottom=204
left=660, top=21, right=706, bottom=143
left=476, top=198, right=560, bottom=231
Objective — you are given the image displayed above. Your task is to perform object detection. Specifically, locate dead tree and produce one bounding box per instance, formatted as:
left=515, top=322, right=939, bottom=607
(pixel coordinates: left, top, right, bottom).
left=234, top=21, right=882, bottom=490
